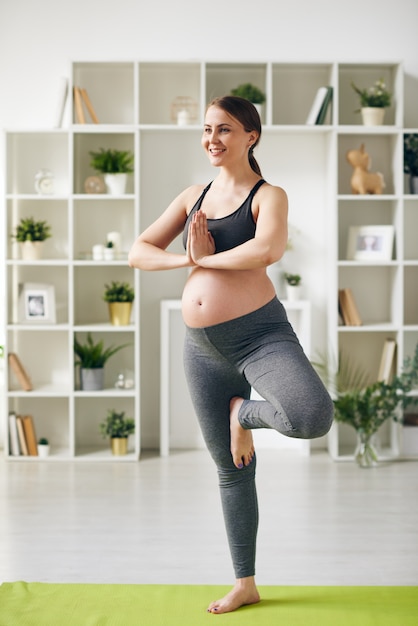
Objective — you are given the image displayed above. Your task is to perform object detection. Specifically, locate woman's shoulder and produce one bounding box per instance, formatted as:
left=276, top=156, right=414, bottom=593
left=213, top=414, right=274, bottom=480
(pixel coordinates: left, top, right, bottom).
left=258, top=181, right=288, bottom=204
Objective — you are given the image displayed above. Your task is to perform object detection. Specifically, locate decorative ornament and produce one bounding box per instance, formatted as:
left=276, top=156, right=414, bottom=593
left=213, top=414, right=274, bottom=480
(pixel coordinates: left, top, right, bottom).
left=170, top=96, right=198, bottom=126
left=346, top=144, right=385, bottom=194
left=84, top=175, right=106, bottom=194
left=34, top=169, right=54, bottom=195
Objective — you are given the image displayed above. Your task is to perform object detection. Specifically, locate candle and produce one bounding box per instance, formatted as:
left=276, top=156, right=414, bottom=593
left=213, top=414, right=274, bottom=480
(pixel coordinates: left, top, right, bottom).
left=106, top=231, right=121, bottom=254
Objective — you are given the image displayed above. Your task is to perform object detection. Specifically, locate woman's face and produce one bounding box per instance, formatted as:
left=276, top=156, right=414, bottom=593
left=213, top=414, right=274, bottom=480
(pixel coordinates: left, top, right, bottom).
left=202, top=105, right=257, bottom=167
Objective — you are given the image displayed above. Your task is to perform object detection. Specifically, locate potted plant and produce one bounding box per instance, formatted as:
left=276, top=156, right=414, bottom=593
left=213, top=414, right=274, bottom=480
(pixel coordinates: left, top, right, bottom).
left=74, top=332, right=129, bottom=391
left=404, top=134, right=418, bottom=194
left=103, top=281, right=135, bottom=326
left=89, top=148, right=134, bottom=195
left=314, top=343, right=418, bottom=467
left=103, top=240, right=115, bottom=261
left=284, top=273, right=302, bottom=301
left=12, top=216, right=52, bottom=260
left=37, top=437, right=50, bottom=458
left=99, top=409, right=135, bottom=455
left=231, top=83, right=266, bottom=116
left=351, top=78, right=392, bottom=126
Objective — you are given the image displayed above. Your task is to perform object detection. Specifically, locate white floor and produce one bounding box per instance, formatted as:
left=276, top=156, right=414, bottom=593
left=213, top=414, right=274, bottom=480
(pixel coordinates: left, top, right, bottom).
left=0, top=448, right=417, bottom=586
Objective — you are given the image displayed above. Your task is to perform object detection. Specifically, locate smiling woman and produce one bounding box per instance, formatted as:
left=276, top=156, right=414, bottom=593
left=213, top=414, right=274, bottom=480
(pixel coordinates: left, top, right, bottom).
left=128, top=95, right=333, bottom=614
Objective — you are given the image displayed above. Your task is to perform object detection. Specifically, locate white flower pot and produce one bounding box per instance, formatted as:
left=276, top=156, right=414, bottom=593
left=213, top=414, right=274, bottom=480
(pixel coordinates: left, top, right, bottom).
left=20, top=241, right=44, bottom=261
left=361, top=107, right=385, bottom=126
left=286, top=285, right=301, bottom=301
left=37, top=444, right=50, bottom=458
left=104, top=173, right=128, bottom=195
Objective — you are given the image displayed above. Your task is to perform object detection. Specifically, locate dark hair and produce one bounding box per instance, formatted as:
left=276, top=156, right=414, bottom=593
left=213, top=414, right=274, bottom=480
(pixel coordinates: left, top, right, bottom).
left=207, top=96, right=262, bottom=176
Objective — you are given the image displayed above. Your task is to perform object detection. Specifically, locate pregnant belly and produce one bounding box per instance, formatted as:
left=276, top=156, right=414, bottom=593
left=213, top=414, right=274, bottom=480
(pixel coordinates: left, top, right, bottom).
left=181, top=267, right=276, bottom=328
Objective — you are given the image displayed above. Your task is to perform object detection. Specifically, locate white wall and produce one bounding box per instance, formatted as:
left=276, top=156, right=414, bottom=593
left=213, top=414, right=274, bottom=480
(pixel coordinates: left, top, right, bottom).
left=1, top=0, right=418, bottom=447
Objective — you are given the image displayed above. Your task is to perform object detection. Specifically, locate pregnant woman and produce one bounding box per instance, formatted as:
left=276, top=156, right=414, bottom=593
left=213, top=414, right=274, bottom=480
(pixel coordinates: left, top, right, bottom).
left=128, top=95, right=333, bottom=614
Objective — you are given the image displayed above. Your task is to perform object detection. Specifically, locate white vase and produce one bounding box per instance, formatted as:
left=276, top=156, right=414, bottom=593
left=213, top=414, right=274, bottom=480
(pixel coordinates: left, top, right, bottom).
left=361, top=107, right=385, bottom=126
left=20, top=241, right=44, bottom=260
left=104, top=173, right=128, bottom=195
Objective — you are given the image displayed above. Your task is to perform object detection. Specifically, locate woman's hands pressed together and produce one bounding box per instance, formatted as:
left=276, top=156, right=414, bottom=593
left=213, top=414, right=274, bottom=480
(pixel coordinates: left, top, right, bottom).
left=187, top=210, right=215, bottom=265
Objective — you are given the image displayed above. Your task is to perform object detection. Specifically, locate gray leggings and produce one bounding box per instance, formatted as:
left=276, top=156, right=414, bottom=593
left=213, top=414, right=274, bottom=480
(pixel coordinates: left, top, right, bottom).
left=183, top=297, right=334, bottom=579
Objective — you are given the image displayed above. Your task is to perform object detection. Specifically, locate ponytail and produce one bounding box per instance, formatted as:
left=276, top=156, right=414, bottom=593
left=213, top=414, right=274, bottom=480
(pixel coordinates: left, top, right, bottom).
left=248, top=147, right=262, bottom=176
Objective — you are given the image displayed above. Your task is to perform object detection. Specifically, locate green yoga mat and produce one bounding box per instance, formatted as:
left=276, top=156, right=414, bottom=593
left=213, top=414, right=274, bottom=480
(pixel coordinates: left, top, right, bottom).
left=0, top=583, right=417, bottom=626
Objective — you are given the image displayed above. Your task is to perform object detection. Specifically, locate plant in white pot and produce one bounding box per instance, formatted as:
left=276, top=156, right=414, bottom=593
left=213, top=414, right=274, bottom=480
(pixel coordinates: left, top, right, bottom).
left=404, top=134, right=418, bottom=195
left=74, top=333, right=129, bottom=391
left=284, top=273, right=302, bottom=301
left=99, top=409, right=135, bottom=455
left=12, top=216, right=52, bottom=260
left=351, top=78, right=391, bottom=126
left=89, top=148, right=134, bottom=195
left=230, top=83, right=266, bottom=116
left=103, top=281, right=134, bottom=326
left=37, top=437, right=50, bottom=457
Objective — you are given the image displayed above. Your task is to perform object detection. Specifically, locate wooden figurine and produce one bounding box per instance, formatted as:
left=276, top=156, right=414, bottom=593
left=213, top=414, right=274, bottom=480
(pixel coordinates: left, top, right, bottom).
left=346, top=144, right=385, bottom=194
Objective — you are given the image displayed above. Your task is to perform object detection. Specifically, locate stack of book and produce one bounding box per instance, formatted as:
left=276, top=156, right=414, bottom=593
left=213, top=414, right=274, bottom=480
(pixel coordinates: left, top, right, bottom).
left=8, top=413, right=38, bottom=457
left=306, top=86, right=333, bottom=125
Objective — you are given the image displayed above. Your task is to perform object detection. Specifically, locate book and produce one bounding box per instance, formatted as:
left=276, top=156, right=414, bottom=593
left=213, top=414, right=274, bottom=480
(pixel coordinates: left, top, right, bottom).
left=338, top=288, right=362, bottom=326
left=344, top=288, right=362, bottom=326
left=338, top=289, right=352, bottom=325
left=80, top=88, right=99, bottom=124
left=306, top=87, right=328, bottom=125
left=316, top=86, right=333, bottom=125
left=377, top=338, right=397, bottom=384
left=8, top=412, right=21, bottom=456
left=8, top=352, right=33, bottom=391
left=21, top=415, right=38, bottom=456
left=16, top=416, right=29, bottom=456
left=73, top=86, right=86, bottom=124
left=54, top=76, right=68, bottom=128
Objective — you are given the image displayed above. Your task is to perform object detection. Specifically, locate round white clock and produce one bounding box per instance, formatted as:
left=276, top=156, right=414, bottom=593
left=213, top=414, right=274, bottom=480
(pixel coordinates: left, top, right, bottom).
left=34, top=169, right=54, bottom=195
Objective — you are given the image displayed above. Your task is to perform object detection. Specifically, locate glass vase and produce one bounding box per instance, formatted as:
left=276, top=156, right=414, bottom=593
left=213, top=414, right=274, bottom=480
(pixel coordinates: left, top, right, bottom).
left=354, top=430, right=378, bottom=468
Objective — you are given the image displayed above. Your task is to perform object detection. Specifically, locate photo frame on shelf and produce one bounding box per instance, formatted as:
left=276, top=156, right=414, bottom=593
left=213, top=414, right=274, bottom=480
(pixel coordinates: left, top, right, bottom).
left=346, top=225, right=394, bottom=261
left=18, top=283, right=56, bottom=324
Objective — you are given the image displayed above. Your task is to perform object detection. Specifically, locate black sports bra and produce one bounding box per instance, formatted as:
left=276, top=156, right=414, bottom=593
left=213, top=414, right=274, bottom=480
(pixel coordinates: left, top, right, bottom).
left=182, top=179, right=265, bottom=253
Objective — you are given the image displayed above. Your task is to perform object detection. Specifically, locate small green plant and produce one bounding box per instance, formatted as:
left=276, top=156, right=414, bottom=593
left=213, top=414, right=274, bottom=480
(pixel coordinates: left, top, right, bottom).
left=404, top=134, right=418, bottom=177
left=231, top=83, right=266, bottom=104
left=315, top=343, right=418, bottom=437
left=74, top=333, right=129, bottom=369
left=284, top=273, right=302, bottom=286
left=99, top=410, right=135, bottom=439
left=38, top=437, right=49, bottom=445
left=13, top=217, right=51, bottom=242
left=103, top=281, right=134, bottom=303
left=351, top=78, right=392, bottom=109
left=89, top=148, right=134, bottom=174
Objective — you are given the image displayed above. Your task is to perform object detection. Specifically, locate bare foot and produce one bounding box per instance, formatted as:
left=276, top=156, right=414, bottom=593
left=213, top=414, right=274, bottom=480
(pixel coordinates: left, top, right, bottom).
left=230, top=397, right=255, bottom=469
left=207, top=578, right=260, bottom=614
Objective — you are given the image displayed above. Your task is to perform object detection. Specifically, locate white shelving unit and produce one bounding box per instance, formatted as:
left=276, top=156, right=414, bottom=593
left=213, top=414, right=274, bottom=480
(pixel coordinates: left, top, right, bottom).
left=2, top=60, right=417, bottom=461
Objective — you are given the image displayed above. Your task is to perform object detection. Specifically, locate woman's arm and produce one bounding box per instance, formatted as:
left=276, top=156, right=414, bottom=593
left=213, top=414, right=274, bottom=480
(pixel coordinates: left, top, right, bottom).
left=189, top=184, right=288, bottom=270
left=128, top=186, right=201, bottom=271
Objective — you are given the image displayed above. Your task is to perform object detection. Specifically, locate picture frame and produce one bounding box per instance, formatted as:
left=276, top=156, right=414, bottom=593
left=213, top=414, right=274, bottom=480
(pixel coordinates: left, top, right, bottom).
left=346, top=225, right=394, bottom=262
left=18, top=283, right=56, bottom=324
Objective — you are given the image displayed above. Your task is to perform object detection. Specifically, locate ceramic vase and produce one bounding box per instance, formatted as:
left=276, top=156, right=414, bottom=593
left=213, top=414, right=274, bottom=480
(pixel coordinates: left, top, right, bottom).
left=108, top=302, right=132, bottom=326
left=80, top=368, right=104, bottom=391
left=361, top=107, right=385, bottom=126
left=104, top=173, right=128, bottom=195
left=111, top=437, right=128, bottom=455
left=20, top=241, right=44, bottom=261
